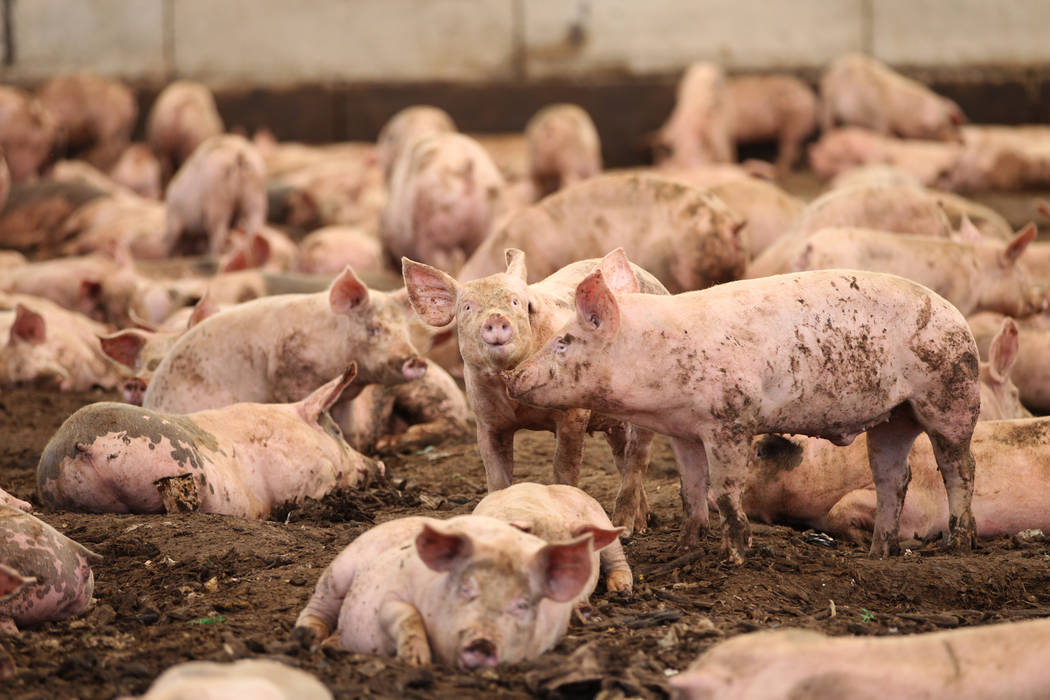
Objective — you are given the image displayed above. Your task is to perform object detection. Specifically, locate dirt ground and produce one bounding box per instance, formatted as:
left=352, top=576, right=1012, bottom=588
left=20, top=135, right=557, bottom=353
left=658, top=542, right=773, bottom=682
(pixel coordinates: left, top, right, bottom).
left=1, top=387, right=1048, bottom=699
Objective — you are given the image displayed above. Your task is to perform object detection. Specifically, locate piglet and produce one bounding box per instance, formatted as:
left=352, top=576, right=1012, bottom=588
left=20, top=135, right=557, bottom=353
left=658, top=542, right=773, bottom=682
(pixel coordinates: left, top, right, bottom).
left=524, top=103, right=602, bottom=197
left=0, top=505, right=102, bottom=633
left=294, top=514, right=595, bottom=668
left=376, top=105, right=457, bottom=182
left=726, top=74, right=817, bottom=174
left=652, top=62, right=734, bottom=167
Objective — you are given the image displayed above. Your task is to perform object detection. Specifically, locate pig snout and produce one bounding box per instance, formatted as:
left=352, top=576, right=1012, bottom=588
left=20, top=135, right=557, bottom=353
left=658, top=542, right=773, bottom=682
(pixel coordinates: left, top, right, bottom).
left=459, top=637, right=500, bottom=669
left=480, top=314, right=513, bottom=346
left=122, top=377, right=147, bottom=406
left=401, top=357, right=428, bottom=381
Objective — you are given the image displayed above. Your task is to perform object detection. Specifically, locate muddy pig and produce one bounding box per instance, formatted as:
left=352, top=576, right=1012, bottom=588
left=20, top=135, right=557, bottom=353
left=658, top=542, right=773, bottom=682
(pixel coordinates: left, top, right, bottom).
left=0, top=505, right=102, bottom=633
left=506, top=267, right=981, bottom=563
left=143, top=266, right=426, bottom=413
left=405, top=249, right=667, bottom=533
left=652, top=62, right=735, bottom=167
left=473, top=483, right=632, bottom=598
left=820, top=53, right=966, bottom=140
left=0, top=486, right=31, bottom=512
left=0, top=86, right=59, bottom=182
left=38, top=366, right=382, bottom=518
left=381, top=132, right=506, bottom=274
left=524, top=103, right=602, bottom=197
left=37, top=73, right=137, bottom=170
left=164, top=134, right=267, bottom=255
left=293, top=515, right=596, bottom=668
left=726, top=74, right=817, bottom=174
left=146, top=80, right=224, bottom=176
left=670, top=617, right=1050, bottom=700
left=376, top=105, right=456, bottom=182
left=794, top=182, right=954, bottom=237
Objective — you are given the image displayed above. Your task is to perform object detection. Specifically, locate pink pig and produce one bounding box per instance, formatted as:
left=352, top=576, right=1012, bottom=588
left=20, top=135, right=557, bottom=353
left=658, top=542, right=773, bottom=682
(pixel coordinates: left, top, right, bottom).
left=375, top=105, right=457, bottom=182
left=808, top=127, right=962, bottom=185
left=794, top=182, right=954, bottom=238
left=652, top=62, right=735, bottom=167
left=506, top=267, right=981, bottom=563
left=38, top=366, right=382, bottom=518
left=969, top=311, right=1050, bottom=414
left=0, top=86, right=59, bottom=182
left=109, top=143, right=163, bottom=199
left=293, top=514, right=597, bottom=668
left=524, top=103, right=602, bottom=197
left=726, top=74, right=818, bottom=174
left=146, top=81, right=224, bottom=176
left=0, top=505, right=102, bottom=633
left=37, top=73, right=137, bottom=170
left=295, top=226, right=385, bottom=277
left=126, top=659, right=332, bottom=700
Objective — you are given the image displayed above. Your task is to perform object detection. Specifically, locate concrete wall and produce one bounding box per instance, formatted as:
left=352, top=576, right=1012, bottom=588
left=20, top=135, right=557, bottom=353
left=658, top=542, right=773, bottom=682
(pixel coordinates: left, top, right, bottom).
left=3, top=0, right=1049, bottom=87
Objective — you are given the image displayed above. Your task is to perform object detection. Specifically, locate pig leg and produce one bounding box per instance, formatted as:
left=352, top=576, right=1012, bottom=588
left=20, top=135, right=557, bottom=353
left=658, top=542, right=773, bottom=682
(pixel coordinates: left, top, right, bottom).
left=928, top=433, right=977, bottom=552
left=600, top=542, right=633, bottom=594
left=378, top=600, right=432, bottom=666
left=553, top=409, right=590, bottom=486
left=864, top=412, right=923, bottom=558
left=604, top=424, right=652, bottom=536
left=670, top=437, right=711, bottom=551
left=705, top=439, right=754, bottom=565
left=478, top=426, right=515, bottom=491
left=775, top=127, right=806, bottom=174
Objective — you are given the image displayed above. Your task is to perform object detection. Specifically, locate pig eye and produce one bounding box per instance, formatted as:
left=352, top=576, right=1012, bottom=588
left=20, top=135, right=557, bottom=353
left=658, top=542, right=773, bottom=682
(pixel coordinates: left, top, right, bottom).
left=510, top=297, right=520, bottom=308
left=462, top=302, right=473, bottom=313
left=555, top=334, right=572, bottom=353
left=459, top=577, right=480, bottom=600
left=509, top=597, right=531, bottom=616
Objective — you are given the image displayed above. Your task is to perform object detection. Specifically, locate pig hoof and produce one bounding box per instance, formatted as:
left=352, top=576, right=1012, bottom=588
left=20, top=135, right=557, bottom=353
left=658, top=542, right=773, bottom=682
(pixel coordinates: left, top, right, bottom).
left=291, top=618, right=329, bottom=648
left=398, top=638, right=432, bottom=667
left=605, top=570, right=633, bottom=594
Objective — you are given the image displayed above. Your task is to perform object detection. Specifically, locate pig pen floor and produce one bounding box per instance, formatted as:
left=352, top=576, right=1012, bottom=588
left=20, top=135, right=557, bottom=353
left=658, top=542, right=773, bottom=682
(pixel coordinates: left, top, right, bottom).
left=2, top=388, right=1049, bottom=700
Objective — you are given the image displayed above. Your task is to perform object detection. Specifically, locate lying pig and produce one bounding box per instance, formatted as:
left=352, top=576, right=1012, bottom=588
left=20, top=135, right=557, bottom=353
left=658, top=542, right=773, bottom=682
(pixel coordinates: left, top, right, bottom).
left=37, top=73, right=137, bottom=169
left=726, top=74, right=818, bottom=174
left=146, top=80, right=224, bottom=175
left=0, top=486, right=31, bottom=512
left=126, top=659, right=332, bottom=700
left=670, top=618, right=1050, bottom=700
left=970, top=311, right=1050, bottom=413
left=38, top=366, right=382, bottom=518
left=0, top=505, right=102, bottom=633
left=143, top=266, right=426, bottom=413
left=109, top=143, right=163, bottom=199
left=819, top=53, right=966, bottom=140
left=458, top=172, right=747, bottom=295
left=295, top=225, right=385, bottom=277
left=473, top=483, right=632, bottom=597
left=375, top=105, right=457, bottom=182
left=57, top=195, right=169, bottom=260
left=506, top=267, right=981, bottom=563
left=755, top=224, right=1042, bottom=317
left=405, top=249, right=668, bottom=533
left=294, top=515, right=596, bottom=668
left=794, top=182, right=954, bottom=238
left=652, top=62, right=734, bottom=167
left=949, top=125, right=1050, bottom=191
left=808, top=127, right=961, bottom=185
left=0, top=86, right=59, bottom=182
left=706, top=177, right=804, bottom=259
left=524, top=103, right=602, bottom=197
left=219, top=227, right=299, bottom=273
left=164, top=134, right=268, bottom=255
left=381, top=132, right=506, bottom=274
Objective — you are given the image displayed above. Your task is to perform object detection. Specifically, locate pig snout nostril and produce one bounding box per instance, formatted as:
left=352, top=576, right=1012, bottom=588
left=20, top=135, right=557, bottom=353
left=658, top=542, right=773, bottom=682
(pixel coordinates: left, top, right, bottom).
left=460, top=638, right=499, bottom=669
left=481, top=315, right=513, bottom=346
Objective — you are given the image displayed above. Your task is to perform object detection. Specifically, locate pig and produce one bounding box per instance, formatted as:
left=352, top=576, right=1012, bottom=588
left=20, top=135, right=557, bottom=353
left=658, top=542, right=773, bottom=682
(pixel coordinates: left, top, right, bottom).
left=472, top=132, right=530, bottom=188
left=375, top=105, right=457, bottom=182
left=706, top=177, right=804, bottom=259
left=794, top=183, right=954, bottom=238
left=0, top=86, right=59, bottom=182
left=142, top=266, right=426, bottom=413
left=381, top=132, right=506, bottom=274
left=295, top=226, right=385, bottom=277
left=405, top=249, right=668, bottom=533
left=819, top=53, right=966, bottom=141
left=0, top=505, right=102, bottom=633
left=164, top=134, right=268, bottom=255
left=524, top=103, right=602, bottom=197
left=293, top=514, right=596, bottom=668
left=56, top=195, right=169, bottom=260
left=126, top=660, right=332, bottom=700
left=219, top=227, right=299, bottom=273
left=458, top=172, right=747, bottom=295
left=808, top=127, right=961, bottom=185
left=726, top=74, right=818, bottom=174
left=652, top=62, right=735, bottom=167
left=473, top=483, right=633, bottom=597
left=753, top=224, right=1042, bottom=317
left=109, top=143, right=163, bottom=199
left=0, top=297, right=124, bottom=391
left=37, top=73, right=137, bottom=170
left=828, top=163, right=925, bottom=190
left=0, top=251, right=24, bottom=271
left=949, top=125, right=1050, bottom=191
left=506, top=267, right=981, bottom=563
left=670, top=618, right=1050, bottom=700
left=0, top=486, right=31, bottom=512
left=928, top=190, right=1015, bottom=242
left=49, top=158, right=142, bottom=197
left=969, top=311, right=1050, bottom=413
left=267, top=155, right=386, bottom=234
left=145, top=80, right=225, bottom=176
left=37, top=366, right=383, bottom=518
left=0, top=180, right=107, bottom=257
left=655, top=161, right=774, bottom=188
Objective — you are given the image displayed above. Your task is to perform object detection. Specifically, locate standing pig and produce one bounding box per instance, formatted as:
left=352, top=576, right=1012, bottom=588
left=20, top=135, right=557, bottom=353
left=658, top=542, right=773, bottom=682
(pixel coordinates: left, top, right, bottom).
left=405, top=249, right=667, bottom=533
left=670, top=618, right=1050, bottom=700
left=146, top=81, right=224, bottom=176
left=473, top=483, right=632, bottom=597
left=794, top=182, right=954, bottom=238
left=0, top=87, right=59, bottom=182
left=164, top=134, right=267, bottom=255
left=375, top=105, right=457, bottom=182
left=652, top=62, right=735, bottom=167
left=820, top=53, right=966, bottom=140
left=506, top=267, right=981, bottom=563
left=380, top=132, right=506, bottom=274
left=38, top=366, right=382, bottom=518
left=0, top=505, right=102, bottom=633
left=458, top=172, right=747, bottom=294
left=37, top=73, right=137, bottom=169
left=0, top=487, right=31, bottom=512
left=524, top=103, right=602, bottom=197
left=293, top=515, right=596, bottom=668
left=109, top=143, right=163, bottom=199
left=726, top=74, right=818, bottom=174
left=142, top=266, right=426, bottom=413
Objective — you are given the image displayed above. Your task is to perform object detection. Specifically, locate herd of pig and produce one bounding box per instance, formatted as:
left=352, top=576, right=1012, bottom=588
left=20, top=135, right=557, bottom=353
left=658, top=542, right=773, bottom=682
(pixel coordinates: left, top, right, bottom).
left=2, top=51, right=1050, bottom=697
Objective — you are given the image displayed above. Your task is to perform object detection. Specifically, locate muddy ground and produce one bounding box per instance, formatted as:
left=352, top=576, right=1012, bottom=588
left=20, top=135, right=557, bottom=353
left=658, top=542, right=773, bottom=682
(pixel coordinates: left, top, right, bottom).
left=2, top=387, right=1049, bottom=699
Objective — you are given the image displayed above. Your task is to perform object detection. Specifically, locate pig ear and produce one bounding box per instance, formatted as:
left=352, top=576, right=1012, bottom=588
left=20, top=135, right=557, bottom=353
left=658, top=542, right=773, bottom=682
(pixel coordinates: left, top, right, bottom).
left=416, top=521, right=474, bottom=572
left=10, top=304, right=46, bottom=345
left=569, top=524, right=625, bottom=552
left=534, top=533, right=594, bottom=603
left=1036, top=200, right=1050, bottom=220
left=99, top=330, right=151, bottom=369
left=505, top=249, right=527, bottom=282
left=329, top=266, right=371, bottom=315
left=597, top=248, right=640, bottom=295
left=221, top=232, right=270, bottom=272
left=298, top=364, right=358, bottom=422
left=947, top=100, right=966, bottom=126
left=1002, top=223, right=1037, bottom=265
left=988, top=318, right=1020, bottom=383
left=956, top=215, right=983, bottom=244
left=575, top=269, right=620, bottom=338
left=0, top=563, right=33, bottom=600
left=507, top=520, right=534, bottom=534
left=402, top=257, right=459, bottom=327
left=187, top=292, right=218, bottom=329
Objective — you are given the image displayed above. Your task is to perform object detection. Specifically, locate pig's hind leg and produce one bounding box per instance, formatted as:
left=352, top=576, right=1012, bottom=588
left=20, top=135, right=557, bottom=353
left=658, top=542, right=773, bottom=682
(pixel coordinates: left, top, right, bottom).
left=603, top=423, right=653, bottom=537
left=928, top=433, right=977, bottom=552
left=864, top=409, right=923, bottom=558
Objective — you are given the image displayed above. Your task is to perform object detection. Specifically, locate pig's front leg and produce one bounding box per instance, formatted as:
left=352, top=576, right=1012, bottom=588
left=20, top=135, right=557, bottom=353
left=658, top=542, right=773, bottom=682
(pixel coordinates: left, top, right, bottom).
left=604, top=423, right=652, bottom=536
left=477, top=425, right=515, bottom=491
left=553, top=409, right=590, bottom=485
left=379, top=600, right=432, bottom=666
left=670, top=437, right=712, bottom=551
left=705, top=439, right=754, bottom=565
